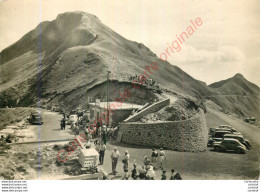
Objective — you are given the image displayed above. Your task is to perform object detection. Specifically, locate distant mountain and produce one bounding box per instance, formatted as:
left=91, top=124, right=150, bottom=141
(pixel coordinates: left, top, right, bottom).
left=207, top=74, right=260, bottom=117
left=209, top=73, right=260, bottom=96
left=0, top=11, right=258, bottom=118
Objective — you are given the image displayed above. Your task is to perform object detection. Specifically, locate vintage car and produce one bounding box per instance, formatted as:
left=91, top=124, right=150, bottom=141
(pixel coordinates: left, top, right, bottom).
left=213, top=138, right=247, bottom=154
left=223, top=134, right=250, bottom=150
left=208, top=130, right=232, bottom=147
left=210, top=125, right=242, bottom=135
left=29, top=112, right=43, bottom=125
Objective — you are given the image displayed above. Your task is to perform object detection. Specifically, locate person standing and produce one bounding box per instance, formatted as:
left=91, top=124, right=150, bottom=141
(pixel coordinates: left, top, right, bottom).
left=159, top=148, right=166, bottom=170
left=161, top=170, right=167, bottom=180
left=151, top=148, right=158, bottom=169
left=99, top=142, right=106, bottom=165
left=102, top=125, right=107, bottom=144
left=111, top=147, right=120, bottom=175
left=131, top=163, right=138, bottom=180
left=122, top=150, right=130, bottom=180
left=146, top=165, right=156, bottom=180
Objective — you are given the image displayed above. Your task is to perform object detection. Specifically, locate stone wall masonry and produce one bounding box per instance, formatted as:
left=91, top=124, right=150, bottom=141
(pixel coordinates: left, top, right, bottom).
left=120, top=108, right=208, bottom=152
left=124, top=99, right=170, bottom=122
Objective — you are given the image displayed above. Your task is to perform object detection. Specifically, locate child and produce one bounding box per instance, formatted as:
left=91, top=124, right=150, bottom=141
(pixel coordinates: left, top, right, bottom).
left=161, top=170, right=167, bottom=180
left=131, top=163, right=138, bottom=180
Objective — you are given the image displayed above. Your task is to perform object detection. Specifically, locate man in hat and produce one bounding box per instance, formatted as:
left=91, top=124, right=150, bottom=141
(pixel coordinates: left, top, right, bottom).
left=159, top=148, right=166, bottom=170
left=111, top=147, right=120, bottom=175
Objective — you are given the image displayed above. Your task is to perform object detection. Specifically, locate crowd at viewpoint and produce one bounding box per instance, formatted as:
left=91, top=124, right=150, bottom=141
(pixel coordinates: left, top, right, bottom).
left=128, top=74, right=160, bottom=89
left=95, top=137, right=182, bottom=180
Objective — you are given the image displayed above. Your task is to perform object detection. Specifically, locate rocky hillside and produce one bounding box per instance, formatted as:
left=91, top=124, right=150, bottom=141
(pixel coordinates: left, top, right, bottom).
left=206, top=74, right=260, bottom=117
left=0, top=11, right=259, bottom=118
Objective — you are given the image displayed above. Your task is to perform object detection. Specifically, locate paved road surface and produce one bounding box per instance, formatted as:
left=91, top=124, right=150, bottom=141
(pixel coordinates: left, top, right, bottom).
left=29, top=110, right=74, bottom=141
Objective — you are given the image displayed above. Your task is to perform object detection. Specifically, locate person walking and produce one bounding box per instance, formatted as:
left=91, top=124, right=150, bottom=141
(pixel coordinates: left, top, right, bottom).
left=99, top=142, right=106, bottom=165
left=151, top=148, right=158, bottom=169
left=111, top=147, right=120, bottom=175
left=159, top=148, right=166, bottom=170
left=122, top=150, right=130, bottom=180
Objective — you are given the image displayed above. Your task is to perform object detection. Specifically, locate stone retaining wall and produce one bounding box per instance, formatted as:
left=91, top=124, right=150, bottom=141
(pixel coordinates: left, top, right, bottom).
left=120, top=108, right=208, bottom=152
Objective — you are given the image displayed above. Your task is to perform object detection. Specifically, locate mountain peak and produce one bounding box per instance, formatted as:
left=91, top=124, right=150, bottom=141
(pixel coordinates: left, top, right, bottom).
left=56, top=11, right=100, bottom=22
left=233, top=73, right=245, bottom=79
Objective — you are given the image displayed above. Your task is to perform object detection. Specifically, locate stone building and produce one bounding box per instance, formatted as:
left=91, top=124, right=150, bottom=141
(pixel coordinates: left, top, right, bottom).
left=89, top=101, right=142, bottom=127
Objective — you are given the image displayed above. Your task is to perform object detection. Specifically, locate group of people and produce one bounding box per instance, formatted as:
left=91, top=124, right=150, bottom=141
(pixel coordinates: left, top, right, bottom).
left=108, top=147, right=181, bottom=180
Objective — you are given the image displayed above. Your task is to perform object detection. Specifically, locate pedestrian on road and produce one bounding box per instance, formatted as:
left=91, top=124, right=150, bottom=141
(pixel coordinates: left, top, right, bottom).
left=111, top=147, right=120, bottom=175
left=159, top=148, right=166, bottom=170
left=99, top=142, right=106, bottom=165
left=151, top=148, right=158, bottom=169
left=122, top=150, right=130, bottom=180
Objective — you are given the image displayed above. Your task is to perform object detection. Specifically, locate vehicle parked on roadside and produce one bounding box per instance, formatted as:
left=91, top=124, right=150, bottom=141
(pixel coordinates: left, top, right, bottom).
left=52, top=106, right=61, bottom=112
left=28, top=112, right=43, bottom=125
left=209, top=125, right=242, bottom=136
left=222, top=134, right=250, bottom=150
left=213, top=138, right=247, bottom=154
left=67, top=115, right=78, bottom=125
left=208, top=130, right=232, bottom=147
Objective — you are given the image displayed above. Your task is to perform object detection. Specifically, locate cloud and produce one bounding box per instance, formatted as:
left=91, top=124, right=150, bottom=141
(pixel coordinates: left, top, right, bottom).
left=167, top=45, right=260, bottom=85
left=172, top=45, right=246, bottom=65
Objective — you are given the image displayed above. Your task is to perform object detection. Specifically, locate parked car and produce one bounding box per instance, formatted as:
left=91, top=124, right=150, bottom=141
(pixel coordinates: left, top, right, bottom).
left=223, top=134, right=251, bottom=150
left=213, top=138, right=247, bottom=154
left=218, top=125, right=231, bottom=129
left=208, top=130, right=232, bottom=147
left=67, top=115, right=78, bottom=125
left=29, top=112, right=43, bottom=125
left=52, top=106, right=60, bottom=112
left=217, top=125, right=242, bottom=135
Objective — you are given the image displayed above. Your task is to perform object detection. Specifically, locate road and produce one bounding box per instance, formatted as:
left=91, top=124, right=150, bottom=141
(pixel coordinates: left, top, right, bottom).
left=29, top=110, right=74, bottom=141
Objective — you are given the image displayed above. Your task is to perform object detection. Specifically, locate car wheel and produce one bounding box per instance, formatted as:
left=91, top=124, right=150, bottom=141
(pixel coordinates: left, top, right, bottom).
left=236, top=148, right=241, bottom=154
left=215, top=146, right=220, bottom=152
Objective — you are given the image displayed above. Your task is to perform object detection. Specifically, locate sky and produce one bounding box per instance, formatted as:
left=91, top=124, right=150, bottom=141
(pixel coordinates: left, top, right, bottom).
left=0, top=0, right=259, bottom=86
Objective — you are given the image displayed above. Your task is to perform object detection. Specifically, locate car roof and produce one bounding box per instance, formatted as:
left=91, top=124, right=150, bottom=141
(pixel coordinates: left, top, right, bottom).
left=219, top=125, right=231, bottom=127
left=224, top=134, right=243, bottom=138
left=214, top=130, right=231, bottom=133
left=223, top=138, right=239, bottom=142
